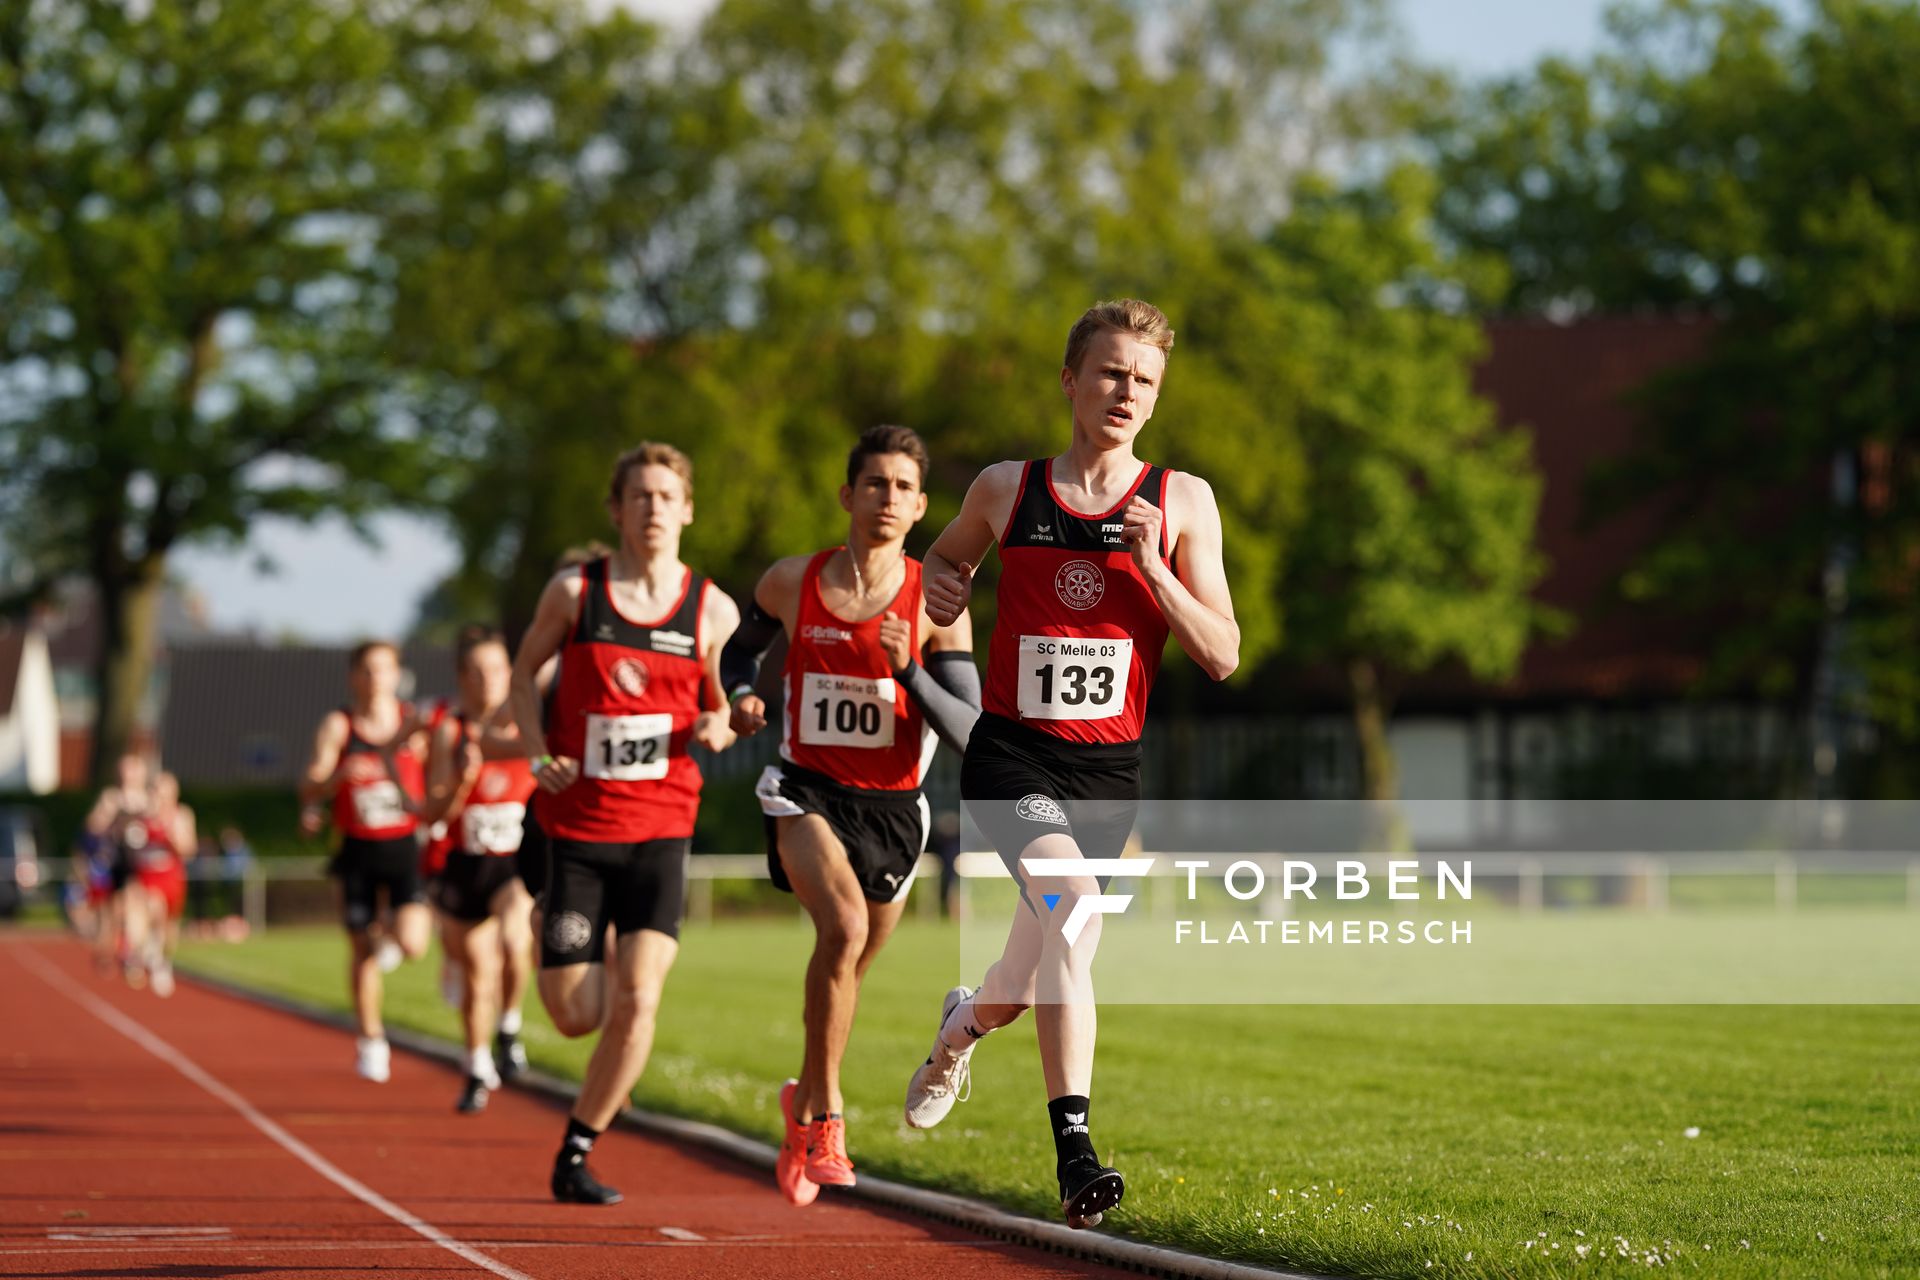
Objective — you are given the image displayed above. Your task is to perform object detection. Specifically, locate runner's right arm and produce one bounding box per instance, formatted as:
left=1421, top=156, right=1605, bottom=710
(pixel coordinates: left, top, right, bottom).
left=511, top=568, right=585, bottom=794
left=297, top=711, right=349, bottom=832
left=722, top=556, right=805, bottom=737
left=422, top=716, right=482, bottom=825
left=921, top=461, right=1023, bottom=626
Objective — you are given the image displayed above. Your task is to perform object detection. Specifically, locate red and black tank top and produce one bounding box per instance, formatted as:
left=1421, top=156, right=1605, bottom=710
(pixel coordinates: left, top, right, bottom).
left=332, top=705, right=423, bottom=841
left=536, top=558, right=710, bottom=842
left=982, top=458, right=1173, bottom=745
left=779, top=548, right=934, bottom=792
left=118, top=808, right=176, bottom=871
left=447, top=711, right=537, bottom=857
left=418, top=699, right=455, bottom=875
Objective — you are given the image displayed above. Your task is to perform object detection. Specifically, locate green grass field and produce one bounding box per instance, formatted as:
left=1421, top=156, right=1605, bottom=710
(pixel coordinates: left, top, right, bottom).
left=178, top=919, right=1920, bottom=1279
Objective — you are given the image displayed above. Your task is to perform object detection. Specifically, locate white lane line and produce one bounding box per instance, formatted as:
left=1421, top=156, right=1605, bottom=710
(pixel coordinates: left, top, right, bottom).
left=16, top=945, right=537, bottom=1280
left=48, top=1227, right=233, bottom=1240
left=658, top=1227, right=705, bottom=1241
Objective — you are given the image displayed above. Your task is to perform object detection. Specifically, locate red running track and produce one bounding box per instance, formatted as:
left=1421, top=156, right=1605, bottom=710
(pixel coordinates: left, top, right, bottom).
left=0, top=934, right=1130, bottom=1280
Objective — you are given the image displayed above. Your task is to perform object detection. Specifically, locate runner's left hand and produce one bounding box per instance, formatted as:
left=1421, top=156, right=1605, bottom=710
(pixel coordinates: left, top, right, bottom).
left=1121, top=495, right=1164, bottom=576
left=691, top=709, right=735, bottom=753
left=878, top=612, right=913, bottom=673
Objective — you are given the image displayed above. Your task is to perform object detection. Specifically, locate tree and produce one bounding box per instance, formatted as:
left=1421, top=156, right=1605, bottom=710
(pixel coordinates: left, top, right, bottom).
left=1427, top=0, right=1920, bottom=755
left=0, top=0, right=555, bottom=780
left=1273, top=166, right=1549, bottom=812
left=422, top=0, right=1411, bottom=679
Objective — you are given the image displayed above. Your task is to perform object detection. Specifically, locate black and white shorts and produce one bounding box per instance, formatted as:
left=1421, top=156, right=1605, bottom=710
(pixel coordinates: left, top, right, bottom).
left=756, top=764, right=929, bottom=905
left=333, top=835, right=427, bottom=933
left=540, top=836, right=690, bottom=967
left=436, top=850, right=522, bottom=923
left=960, top=713, right=1141, bottom=908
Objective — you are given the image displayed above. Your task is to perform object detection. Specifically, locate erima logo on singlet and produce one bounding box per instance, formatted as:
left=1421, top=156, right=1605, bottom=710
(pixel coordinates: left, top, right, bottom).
left=802, top=624, right=854, bottom=644
left=651, top=629, right=695, bottom=656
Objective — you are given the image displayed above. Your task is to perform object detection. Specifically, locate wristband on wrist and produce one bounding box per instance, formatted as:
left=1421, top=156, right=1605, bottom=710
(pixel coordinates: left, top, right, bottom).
left=532, top=753, right=555, bottom=772
left=727, top=684, right=756, bottom=705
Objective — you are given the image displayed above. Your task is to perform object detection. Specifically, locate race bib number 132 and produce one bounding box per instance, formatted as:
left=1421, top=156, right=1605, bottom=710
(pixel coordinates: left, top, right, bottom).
left=1015, top=635, right=1131, bottom=721
left=585, top=712, right=673, bottom=781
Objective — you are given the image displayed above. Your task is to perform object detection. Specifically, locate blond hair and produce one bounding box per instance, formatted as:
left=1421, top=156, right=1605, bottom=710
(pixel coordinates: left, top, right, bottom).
left=1063, top=299, right=1175, bottom=375
left=607, top=442, right=694, bottom=504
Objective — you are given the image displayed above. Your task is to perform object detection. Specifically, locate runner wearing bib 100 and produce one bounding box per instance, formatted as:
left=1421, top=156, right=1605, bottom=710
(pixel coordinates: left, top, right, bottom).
left=781, top=548, right=935, bottom=788
left=983, top=458, right=1172, bottom=746
left=535, top=557, right=711, bottom=849
left=757, top=547, right=938, bottom=905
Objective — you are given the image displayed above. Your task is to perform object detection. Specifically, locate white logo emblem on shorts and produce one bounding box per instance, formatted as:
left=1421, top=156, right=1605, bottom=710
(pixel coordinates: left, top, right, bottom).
left=547, top=910, right=593, bottom=954
left=610, top=657, right=649, bottom=697
left=1015, top=794, right=1069, bottom=826
left=1054, top=560, right=1104, bottom=611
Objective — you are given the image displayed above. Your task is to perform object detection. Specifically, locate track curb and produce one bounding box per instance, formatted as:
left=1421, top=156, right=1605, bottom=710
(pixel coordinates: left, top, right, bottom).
left=178, top=966, right=1334, bottom=1280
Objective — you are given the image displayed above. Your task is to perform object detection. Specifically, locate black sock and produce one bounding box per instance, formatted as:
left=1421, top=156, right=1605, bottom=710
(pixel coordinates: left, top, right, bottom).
left=1047, top=1095, right=1097, bottom=1173
left=558, top=1117, right=600, bottom=1163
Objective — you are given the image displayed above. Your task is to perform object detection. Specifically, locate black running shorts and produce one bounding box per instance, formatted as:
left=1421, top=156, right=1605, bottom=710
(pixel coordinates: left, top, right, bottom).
left=333, top=835, right=427, bottom=933
left=515, top=807, right=550, bottom=898
left=436, top=850, right=521, bottom=923
left=960, top=713, right=1141, bottom=906
left=756, top=763, right=930, bottom=905
left=540, top=836, right=690, bottom=966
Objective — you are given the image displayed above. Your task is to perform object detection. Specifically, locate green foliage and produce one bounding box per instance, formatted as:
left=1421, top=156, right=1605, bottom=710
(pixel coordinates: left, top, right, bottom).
left=1275, top=165, right=1547, bottom=690
left=1429, top=0, right=1920, bottom=732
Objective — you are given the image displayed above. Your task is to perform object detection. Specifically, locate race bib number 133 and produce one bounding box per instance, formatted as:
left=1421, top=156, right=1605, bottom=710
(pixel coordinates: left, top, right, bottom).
left=1016, top=635, right=1131, bottom=721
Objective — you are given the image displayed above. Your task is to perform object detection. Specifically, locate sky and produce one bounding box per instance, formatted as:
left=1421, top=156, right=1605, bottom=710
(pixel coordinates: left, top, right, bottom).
left=170, top=0, right=1616, bottom=643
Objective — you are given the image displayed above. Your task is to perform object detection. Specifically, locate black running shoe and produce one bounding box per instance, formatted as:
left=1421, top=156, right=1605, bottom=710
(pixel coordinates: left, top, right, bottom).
left=1059, top=1155, right=1124, bottom=1229
left=551, top=1152, right=623, bottom=1205
left=456, top=1076, right=491, bottom=1114
left=495, top=1029, right=529, bottom=1080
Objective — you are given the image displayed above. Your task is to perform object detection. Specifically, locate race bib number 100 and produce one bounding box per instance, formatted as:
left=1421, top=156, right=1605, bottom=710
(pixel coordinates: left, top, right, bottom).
left=798, top=672, right=897, bottom=748
left=1015, top=635, right=1131, bottom=721
left=585, top=712, right=673, bottom=781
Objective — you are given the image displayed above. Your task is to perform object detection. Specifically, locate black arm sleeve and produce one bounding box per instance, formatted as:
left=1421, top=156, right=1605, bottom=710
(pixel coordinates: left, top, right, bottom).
left=719, top=600, right=784, bottom=698
left=896, top=650, right=983, bottom=755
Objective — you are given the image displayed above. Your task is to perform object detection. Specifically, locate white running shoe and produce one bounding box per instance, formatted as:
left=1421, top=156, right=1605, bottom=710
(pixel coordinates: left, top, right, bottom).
left=375, top=938, right=404, bottom=973
left=903, top=985, right=976, bottom=1129
left=150, top=962, right=175, bottom=998
left=356, top=1036, right=391, bottom=1083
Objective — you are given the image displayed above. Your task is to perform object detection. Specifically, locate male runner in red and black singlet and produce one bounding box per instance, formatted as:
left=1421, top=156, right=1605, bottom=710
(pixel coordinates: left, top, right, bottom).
left=298, top=641, right=432, bottom=1083
left=139, top=771, right=195, bottom=997
left=720, top=426, right=981, bottom=1206
left=424, top=627, right=538, bottom=1114
left=84, top=752, right=163, bottom=988
left=510, top=442, right=738, bottom=1205
left=900, top=300, right=1239, bottom=1229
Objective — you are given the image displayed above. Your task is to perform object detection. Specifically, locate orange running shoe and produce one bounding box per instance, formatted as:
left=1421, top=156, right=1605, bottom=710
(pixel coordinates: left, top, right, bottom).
left=804, top=1113, right=856, bottom=1188
left=776, top=1079, right=820, bottom=1207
